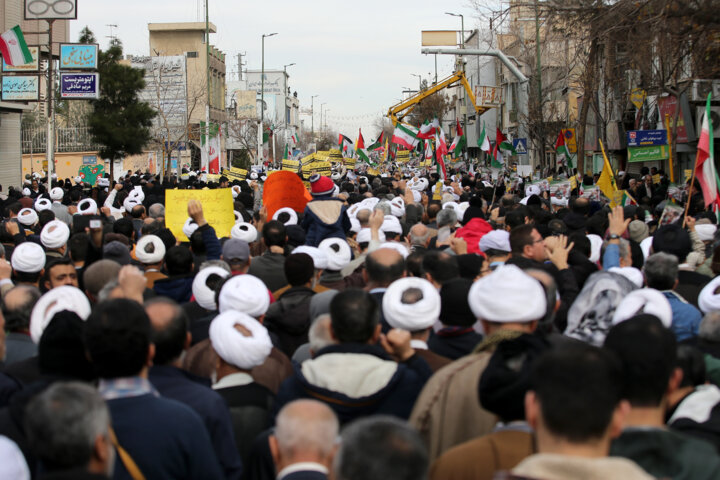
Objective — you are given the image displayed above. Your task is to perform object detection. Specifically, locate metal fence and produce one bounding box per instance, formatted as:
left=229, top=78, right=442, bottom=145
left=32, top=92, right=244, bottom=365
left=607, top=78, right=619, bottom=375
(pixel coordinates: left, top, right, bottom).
left=22, top=127, right=100, bottom=154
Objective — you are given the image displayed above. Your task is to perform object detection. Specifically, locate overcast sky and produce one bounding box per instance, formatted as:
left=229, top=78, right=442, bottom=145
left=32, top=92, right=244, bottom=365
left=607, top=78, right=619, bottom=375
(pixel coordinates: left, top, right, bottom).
left=70, top=0, right=486, bottom=138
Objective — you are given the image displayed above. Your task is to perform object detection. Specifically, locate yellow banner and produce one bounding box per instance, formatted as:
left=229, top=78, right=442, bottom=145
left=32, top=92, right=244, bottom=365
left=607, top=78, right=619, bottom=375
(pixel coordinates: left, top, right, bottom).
left=308, top=161, right=332, bottom=176
left=684, top=169, right=692, bottom=182
left=344, top=157, right=357, bottom=170
left=301, top=153, right=316, bottom=165
left=315, top=151, right=330, bottom=161
left=367, top=167, right=380, bottom=176
left=166, top=188, right=235, bottom=242
left=282, top=159, right=300, bottom=172
left=328, top=149, right=344, bottom=163
left=205, top=174, right=220, bottom=182
left=227, top=167, right=247, bottom=180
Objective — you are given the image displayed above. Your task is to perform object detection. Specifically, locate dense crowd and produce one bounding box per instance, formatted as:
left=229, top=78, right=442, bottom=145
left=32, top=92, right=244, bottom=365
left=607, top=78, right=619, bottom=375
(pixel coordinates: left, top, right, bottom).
left=0, top=164, right=719, bottom=480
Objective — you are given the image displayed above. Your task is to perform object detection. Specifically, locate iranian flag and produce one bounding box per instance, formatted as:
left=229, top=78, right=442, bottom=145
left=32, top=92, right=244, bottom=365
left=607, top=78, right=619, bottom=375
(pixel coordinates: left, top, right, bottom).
left=0, top=26, right=32, bottom=66
left=449, top=119, right=466, bottom=157
left=356, top=129, right=371, bottom=164
left=555, top=131, right=573, bottom=169
left=291, top=133, right=297, bottom=145
left=435, top=128, right=448, bottom=179
left=417, top=118, right=440, bottom=140
left=424, top=141, right=434, bottom=163
left=478, top=123, right=491, bottom=152
left=201, top=121, right=220, bottom=174
left=282, top=144, right=289, bottom=160
left=391, top=123, right=419, bottom=150
left=367, top=131, right=383, bottom=151
left=694, top=94, right=720, bottom=208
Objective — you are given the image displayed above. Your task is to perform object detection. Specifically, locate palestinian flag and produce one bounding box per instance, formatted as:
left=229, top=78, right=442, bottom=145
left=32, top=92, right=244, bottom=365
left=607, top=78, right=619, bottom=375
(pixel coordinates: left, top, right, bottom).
left=478, top=123, right=490, bottom=152
left=391, top=123, right=419, bottom=150
left=498, top=128, right=517, bottom=155
left=0, top=26, right=32, bottom=66
left=339, top=134, right=354, bottom=157
left=367, top=131, right=383, bottom=151
left=435, top=128, right=448, bottom=179
left=449, top=119, right=466, bottom=158
left=417, top=118, right=440, bottom=140
left=555, top=131, right=573, bottom=169
left=491, top=142, right=504, bottom=169
left=356, top=129, right=371, bottom=164
left=694, top=94, right=720, bottom=208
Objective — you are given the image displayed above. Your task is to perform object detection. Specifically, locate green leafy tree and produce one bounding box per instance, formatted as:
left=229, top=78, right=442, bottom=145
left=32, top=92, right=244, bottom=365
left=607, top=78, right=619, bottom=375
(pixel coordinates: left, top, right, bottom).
left=88, top=39, right=156, bottom=179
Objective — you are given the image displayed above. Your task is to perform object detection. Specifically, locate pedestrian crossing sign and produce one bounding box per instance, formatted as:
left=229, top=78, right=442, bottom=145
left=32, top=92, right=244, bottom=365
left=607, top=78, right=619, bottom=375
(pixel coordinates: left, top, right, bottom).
left=513, top=138, right=527, bottom=155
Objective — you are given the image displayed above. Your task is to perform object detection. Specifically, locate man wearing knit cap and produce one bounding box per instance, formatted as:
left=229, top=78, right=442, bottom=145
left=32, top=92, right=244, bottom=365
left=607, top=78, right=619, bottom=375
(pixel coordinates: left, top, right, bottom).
left=135, top=234, right=168, bottom=288
left=382, top=277, right=451, bottom=372
left=410, top=265, right=549, bottom=461
left=428, top=277, right=484, bottom=360
left=301, top=174, right=351, bottom=247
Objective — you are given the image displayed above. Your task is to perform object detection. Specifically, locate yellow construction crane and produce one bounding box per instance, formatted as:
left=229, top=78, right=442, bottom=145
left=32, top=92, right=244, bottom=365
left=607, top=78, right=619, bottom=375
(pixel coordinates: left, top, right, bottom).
left=387, top=70, right=492, bottom=126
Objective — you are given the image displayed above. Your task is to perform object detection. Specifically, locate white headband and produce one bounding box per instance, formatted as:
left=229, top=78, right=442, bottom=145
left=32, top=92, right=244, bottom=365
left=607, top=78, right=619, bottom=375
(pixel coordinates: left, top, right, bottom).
left=382, top=277, right=440, bottom=331
left=192, top=266, right=230, bottom=311
left=40, top=220, right=70, bottom=249
left=135, top=234, right=166, bottom=264
left=218, top=274, right=270, bottom=317
left=17, top=208, right=38, bottom=226
left=209, top=311, right=273, bottom=370
left=30, top=286, right=91, bottom=343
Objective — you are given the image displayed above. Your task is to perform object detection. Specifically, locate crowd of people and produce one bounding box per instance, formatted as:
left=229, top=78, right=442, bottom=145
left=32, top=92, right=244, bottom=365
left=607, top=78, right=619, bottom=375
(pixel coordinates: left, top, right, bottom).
left=0, top=164, right=720, bottom=479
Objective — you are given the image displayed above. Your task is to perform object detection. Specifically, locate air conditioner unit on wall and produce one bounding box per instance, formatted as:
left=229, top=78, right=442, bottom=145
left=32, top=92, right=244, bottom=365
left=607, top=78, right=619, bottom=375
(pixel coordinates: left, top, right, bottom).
left=697, top=106, right=720, bottom=138
left=713, top=81, right=720, bottom=99
left=691, top=80, right=713, bottom=102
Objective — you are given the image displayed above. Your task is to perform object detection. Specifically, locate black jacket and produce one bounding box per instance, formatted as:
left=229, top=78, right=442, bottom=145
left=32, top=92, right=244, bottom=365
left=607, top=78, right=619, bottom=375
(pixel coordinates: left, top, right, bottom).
left=264, top=286, right=315, bottom=357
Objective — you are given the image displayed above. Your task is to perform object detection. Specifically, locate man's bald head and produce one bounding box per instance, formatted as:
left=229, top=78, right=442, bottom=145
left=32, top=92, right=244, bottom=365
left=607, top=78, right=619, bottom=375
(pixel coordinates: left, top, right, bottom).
left=408, top=224, right=430, bottom=247
left=83, top=260, right=122, bottom=301
left=366, top=248, right=405, bottom=287
left=2, top=284, right=41, bottom=332
left=145, top=298, right=189, bottom=365
left=274, top=399, right=339, bottom=459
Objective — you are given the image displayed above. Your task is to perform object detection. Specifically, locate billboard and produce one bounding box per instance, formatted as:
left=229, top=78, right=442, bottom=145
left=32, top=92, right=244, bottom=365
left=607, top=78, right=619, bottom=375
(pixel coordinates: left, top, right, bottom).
left=59, top=44, right=98, bottom=70
left=25, top=0, right=77, bottom=19
left=627, top=129, right=667, bottom=147
left=246, top=71, right=286, bottom=95
left=231, top=89, right=257, bottom=119
left=1, top=75, right=39, bottom=100
left=421, top=31, right=458, bottom=46
left=134, top=56, right=188, bottom=137
left=2, top=46, right=40, bottom=72
left=60, top=73, right=99, bottom=99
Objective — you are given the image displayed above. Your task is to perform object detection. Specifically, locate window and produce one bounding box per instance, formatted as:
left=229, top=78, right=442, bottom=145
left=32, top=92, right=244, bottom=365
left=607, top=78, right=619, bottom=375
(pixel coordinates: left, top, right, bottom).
left=186, top=52, right=198, bottom=58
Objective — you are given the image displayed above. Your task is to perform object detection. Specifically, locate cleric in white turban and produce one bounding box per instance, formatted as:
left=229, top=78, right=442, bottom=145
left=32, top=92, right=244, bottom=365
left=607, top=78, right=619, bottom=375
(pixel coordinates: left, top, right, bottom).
left=699, top=276, right=720, bottom=314
left=40, top=220, right=70, bottom=252
left=11, top=242, right=46, bottom=280
left=209, top=311, right=273, bottom=373
left=231, top=222, right=257, bottom=243
left=192, top=265, right=230, bottom=311
left=218, top=274, right=270, bottom=318
left=612, top=288, right=672, bottom=328
left=30, top=285, right=91, bottom=343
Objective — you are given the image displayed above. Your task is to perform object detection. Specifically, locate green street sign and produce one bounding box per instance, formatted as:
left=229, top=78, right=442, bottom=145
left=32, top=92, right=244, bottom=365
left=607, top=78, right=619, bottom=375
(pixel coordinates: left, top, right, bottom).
left=627, top=145, right=669, bottom=163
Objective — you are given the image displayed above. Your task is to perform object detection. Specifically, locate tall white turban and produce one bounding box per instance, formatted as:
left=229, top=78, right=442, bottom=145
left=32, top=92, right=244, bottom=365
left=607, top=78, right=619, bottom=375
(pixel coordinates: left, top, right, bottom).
left=468, top=265, right=546, bottom=323
left=30, top=286, right=91, bottom=343
left=699, top=276, right=720, bottom=314
left=76, top=199, right=97, bottom=215
left=381, top=215, right=402, bottom=235
left=128, top=186, right=145, bottom=203
left=357, top=228, right=385, bottom=243
left=135, top=234, right=166, bottom=264
left=49, top=187, right=64, bottom=201
left=218, top=274, right=270, bottom=317
left=40, top=220, right=70, bottom=249
left=123, top=197, right=142, bottom=213
left=293, top=245, right=328, bottom=270
left=193, top=265, right=230, bottom=311
left=231, top=222, right=258, bottom=243
left=318, top=238, right=351, bottom=271
left=390, top=197, right=405, bottom=218
left=349, top=217, right=361, bottom=233
left=587, top=234, right=603, bottom=263
left=608, top=266, right=644, bottom=288
left=183, top=218, right=199, bottom=239
left=22, top=188, right=31, bottom=197
left=209, top=311, right=273, bottom=370
left=11, top=242, right=46, bottom=273
left=17, top=208, right=38, bottom=226
left=696, top=224, right=717, bottom=242
left=272, top=207, right=298, bottom=226
left=382, top=277, right=440, bottom=331
left=34, top=198, right=52, bottom=212
left=612, top=288, right=672, bottom=328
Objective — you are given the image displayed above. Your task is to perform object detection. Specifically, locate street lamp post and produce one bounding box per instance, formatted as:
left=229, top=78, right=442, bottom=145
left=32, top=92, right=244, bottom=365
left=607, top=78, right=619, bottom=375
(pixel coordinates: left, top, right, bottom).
left=311, top=94, right=318, bottom=140
left=320, top=102, right=327, bottom=134
left=411, top=73, right=422, bottom=90
left=258, top=32, right=278, bottom=165
left=324, top=109, right=330, bottom=130
left=446, top=12, right=467, bottom=159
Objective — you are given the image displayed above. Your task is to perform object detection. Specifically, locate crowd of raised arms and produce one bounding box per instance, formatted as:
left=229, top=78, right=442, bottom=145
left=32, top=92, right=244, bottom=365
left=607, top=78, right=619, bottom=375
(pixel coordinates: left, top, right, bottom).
left=0, top=163, right=719, bottom=480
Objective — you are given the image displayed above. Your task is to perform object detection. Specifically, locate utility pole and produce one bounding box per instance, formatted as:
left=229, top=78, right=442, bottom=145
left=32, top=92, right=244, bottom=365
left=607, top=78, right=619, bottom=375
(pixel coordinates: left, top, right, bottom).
left=259, top=32, right=278, bottom=165
left=46, top=20, right=55, bottom=189
left=237, top=52, right=245, bottom=81
left=535, top=0, right=543, bottom=168
left=204, top=0, right=210, bottom=172
left=311, top=94, right=318, bottom=140
left=447, top=12, right=467, bottom=159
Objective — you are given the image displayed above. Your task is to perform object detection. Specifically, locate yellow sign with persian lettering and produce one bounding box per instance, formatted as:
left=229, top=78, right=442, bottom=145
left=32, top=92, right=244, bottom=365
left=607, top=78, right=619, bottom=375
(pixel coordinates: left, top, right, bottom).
left=166, top=188, right=235, bottom=242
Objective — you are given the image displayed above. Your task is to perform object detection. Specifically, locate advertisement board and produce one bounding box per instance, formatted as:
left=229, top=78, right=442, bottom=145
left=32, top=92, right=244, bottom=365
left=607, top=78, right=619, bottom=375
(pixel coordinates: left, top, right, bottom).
left=134, top=56, right=187, bottom=136
left=2, top=46, right=40, bottom=72
left=246, top=71, right=285, bottom=95
left=59, top=44, right=98, bottom=70
left=627, top=145, right=669, bottom=163
left=626, top=129, right=667, bottom=147
left=25, top=0, right=77, bottom=20
left=231, top=90, right=257, bottom=119
left=1, top=75, right=39, bottom=100
left=60, top=73, right=99, bottom=99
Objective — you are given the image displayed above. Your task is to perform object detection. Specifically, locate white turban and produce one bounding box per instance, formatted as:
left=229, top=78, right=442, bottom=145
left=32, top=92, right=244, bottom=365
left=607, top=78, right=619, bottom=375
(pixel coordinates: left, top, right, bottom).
left=640, top=236, right=653, bottom=260
left=11, top=242, right=45, bottom=273
left=273, top=207, right=298, bottom=226
left=40, top=220, right=70, bottom=249
left=382, top=277, right=440, bottom=331
left=123, top=197, right=142, bottom=213
left=34, top=198, right=52, bottom=212
left=357, top=228, right=384, bottom=243
left=234, top=211, right=242, bottom=224
left=209, top=311, right=273, bottom=370
left=218, top=274, right=270, bottom=317
left=49, top=187, right=64, bottom=201
left=232, top=185, right=241, bottom=198
left=608, top=266, right=644, bottom=288
left=468, top=265, right=546, bottom=323
left=381, top=215, right=402, bottom=235
left=77, top=199, right=97, bottom=215
left=192, top=265, right=230, bottom=311
left=587, top=234, right=603, bottom=263
left=128, top=186, right=145, bottom=203
left=183, top=218, right=199, bottom=239
left=612, top=288, right=672, bottom=328
left=378, top=242, right=409, bottom=259
left=318, top=238, right=351, bottom=271
left=17, top=208, right=38, bottom=226
left=249, top=172, right=258, bottom=180
left=74, top=176, right=82, bottom=184
left=30, top=286, right=91, bottom=343
left=699, top=276, right=720, bottom=314
left=361, top=197, right=380, bottom=210
left=22, top=188, right=31, bottom=197
left=696, top=224, right=717, bottom=242
left=135, top=235, right=166, bottom=264
left=231, top=222, right=257, bottom=243
left=293, top=245, right=328, bottom=270
left=390, top=197, right=405, bottom=218
left=349, top=217, right=361, bottom=233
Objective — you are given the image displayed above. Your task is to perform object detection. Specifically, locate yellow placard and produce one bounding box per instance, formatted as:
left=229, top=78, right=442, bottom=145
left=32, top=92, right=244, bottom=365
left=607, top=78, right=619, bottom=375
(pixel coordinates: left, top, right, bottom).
left=562, top=128, right=577, bottom=153
left=652, top=174, right=661, bottom=184
left=684, top=169, right=692, bottom=182
left=308, top=161, right=332, bottom=176
left=166, top=188, right=235, bottom=242
left=227, top=167, right=247, bottom=180
left=205, top=174, right=220, bottom=182
left=570, top=176, right=578, bottom=190
left=301, top=153, right=316, bottom=165
left=282, top=159, right=300, bottom=172
left=432, top=181, right=443, bottom=201
left=344, top=157, right=357, bottom=170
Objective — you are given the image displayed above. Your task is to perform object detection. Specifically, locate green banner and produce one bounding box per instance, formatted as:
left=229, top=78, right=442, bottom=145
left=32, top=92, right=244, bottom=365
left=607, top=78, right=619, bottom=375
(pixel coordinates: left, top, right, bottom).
left=628, top=145, right=669, bottom=163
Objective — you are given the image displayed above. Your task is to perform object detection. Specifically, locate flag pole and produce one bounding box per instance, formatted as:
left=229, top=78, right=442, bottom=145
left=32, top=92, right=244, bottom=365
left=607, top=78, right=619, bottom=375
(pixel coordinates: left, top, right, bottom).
left=682, top=143, right=701, bottom=228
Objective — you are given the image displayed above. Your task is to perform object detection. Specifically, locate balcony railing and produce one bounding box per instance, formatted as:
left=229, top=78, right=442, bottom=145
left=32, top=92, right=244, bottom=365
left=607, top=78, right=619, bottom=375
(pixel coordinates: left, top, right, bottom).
left=22, top=126, right=101, bottom=154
